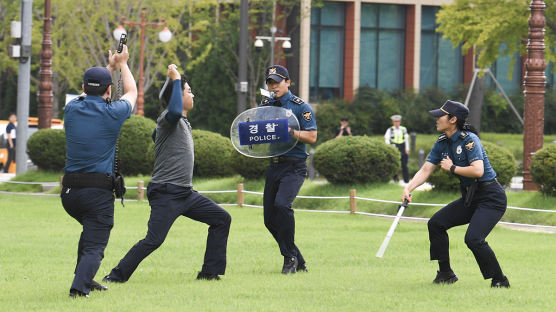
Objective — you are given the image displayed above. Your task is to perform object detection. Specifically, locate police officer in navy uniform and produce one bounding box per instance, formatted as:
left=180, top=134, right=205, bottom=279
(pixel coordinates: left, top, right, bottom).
left=261, top=65, right=317, bottom=274
left=61, top=45, right=137, bottom=297
left=401, top=100, right=510, bottom=288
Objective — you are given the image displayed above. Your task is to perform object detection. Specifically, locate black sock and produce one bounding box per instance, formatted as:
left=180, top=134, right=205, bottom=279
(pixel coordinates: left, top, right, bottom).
left=438, top=260, right=452, bottom=272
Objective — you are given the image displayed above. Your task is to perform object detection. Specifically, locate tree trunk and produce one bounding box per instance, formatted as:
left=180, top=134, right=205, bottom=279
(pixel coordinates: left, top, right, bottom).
left=467, top=75, right=486, bottom=134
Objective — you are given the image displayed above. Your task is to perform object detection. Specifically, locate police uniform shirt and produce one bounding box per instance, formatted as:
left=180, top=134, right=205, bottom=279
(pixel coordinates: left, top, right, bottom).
left=262, top=91, right=317, bottom=159
left=5, top=122, right=16, bottom=147
left=64, top=95, right=132, bottom=174
left=426, top=130, right=497, bottom=186
left=384, top=126, right=409, bottom=151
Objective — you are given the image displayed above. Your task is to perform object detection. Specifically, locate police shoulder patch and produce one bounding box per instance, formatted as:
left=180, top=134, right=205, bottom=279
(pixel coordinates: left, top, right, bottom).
left=302, top=111, right=312, bottom=122
left=459, top=131, right=469, bottom=139
left=465, top=140, right=475, bottom=151
left=437, top=134, right=447, bottom=142
left=292, top=97, right=304, bottom=105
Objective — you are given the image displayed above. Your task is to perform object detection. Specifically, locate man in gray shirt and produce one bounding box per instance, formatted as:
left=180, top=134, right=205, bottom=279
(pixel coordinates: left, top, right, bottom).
left=103, top=65, right=231, bottom=282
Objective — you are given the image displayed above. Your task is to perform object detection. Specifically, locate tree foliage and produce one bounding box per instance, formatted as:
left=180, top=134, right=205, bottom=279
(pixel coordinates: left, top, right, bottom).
left=437, top=0, right=556, bottom=70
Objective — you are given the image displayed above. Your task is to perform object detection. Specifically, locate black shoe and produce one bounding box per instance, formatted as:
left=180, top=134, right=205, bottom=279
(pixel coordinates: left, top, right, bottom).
left=69, top=289, right=89, bottom=298
left=433, top=270, right=458, bottom=284
left=88, top=280, right=108, bottom=291
left=297, top=262, right=308, bottom=272
left=281, top=256, right=298, bottom=274
left=491, top=276, right=510, bottom=288
left=102, top=275, right=125, bottom=283
left=196, top=272, right=221, bottom=281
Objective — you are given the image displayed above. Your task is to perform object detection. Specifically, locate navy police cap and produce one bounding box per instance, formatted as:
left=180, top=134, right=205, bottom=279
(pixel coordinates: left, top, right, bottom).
left=83, top=67, right=112, bottom=87
left=265, top=65, right=290, bottom=83
left=429, top=100, right=469, bottom=120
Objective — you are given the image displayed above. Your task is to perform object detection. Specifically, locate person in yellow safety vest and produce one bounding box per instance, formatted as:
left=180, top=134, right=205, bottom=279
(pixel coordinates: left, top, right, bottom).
left=384, top=114, right=409, bottom=184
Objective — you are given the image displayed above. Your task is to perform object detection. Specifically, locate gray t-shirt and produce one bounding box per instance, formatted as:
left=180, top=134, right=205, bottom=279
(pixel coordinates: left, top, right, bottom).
left=149, top=110, right=194, bottom=188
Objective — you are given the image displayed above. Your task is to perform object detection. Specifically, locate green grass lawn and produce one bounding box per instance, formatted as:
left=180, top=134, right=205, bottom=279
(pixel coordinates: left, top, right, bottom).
left=0, top=194, right=554, bottom=311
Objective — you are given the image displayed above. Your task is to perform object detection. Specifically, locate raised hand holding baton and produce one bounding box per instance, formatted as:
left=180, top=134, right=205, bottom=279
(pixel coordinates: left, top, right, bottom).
left=376, top=197, right=410, bottom=258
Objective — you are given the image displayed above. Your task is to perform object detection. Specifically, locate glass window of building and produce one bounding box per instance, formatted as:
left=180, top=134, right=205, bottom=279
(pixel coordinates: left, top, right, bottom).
left=420, top=6, right=463, bottom=92
left=360, top=3, right=406, bottom=90
left=489, top=44, right=522, bottom=95
left=310, top=2, right=345, bottom=102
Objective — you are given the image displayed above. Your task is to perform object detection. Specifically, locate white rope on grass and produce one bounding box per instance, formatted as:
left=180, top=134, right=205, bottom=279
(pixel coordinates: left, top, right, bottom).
left=1, top=181, right=58, bottom=186
left=242, top=190, right=264, bottom=195
left=296, top=195, right=350, bottom=199
left=198, top=190, right=237, bottom=194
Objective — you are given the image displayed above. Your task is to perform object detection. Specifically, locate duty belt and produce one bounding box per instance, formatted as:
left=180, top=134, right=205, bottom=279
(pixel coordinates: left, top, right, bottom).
left=271, top=156, right=305, bottom=164
left=62, top=172, right=114, bottom=190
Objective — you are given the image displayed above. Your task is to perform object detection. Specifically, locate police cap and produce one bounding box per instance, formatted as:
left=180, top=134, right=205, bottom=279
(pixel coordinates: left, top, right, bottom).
left=83, top=67, right=112, bottom=87
left=429, top=100, right=469, bottom=120
left=265, top=65, right=290, bottom=83
left=390, top=114, right=402, bottom=121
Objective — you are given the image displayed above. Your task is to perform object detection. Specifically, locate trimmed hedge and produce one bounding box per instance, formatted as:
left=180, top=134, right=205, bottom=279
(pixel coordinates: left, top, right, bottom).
left=531, top=144, right=556, bottom=195
left=27, top=129, right=66, bottom=171
left=313, top=136, right=400, bottom=184
left=231, top=150, right=268, bottom=179
left=118, top=115, right=157, bottom=175
left=428, top=141, right=517, bottom=192
left=191, top=129, right=235, bottom=177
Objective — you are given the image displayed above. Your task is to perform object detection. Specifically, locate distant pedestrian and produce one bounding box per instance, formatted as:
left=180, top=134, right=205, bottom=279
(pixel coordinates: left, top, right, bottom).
left=335, top=116, right=352, bottom=138
left=4, top=113, right=16, bottom=173
left=385, top=115, right=409, bottom=184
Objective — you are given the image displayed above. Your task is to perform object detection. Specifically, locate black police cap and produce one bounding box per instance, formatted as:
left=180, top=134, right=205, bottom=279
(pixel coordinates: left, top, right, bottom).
left=83, top=67, right=112, bottom=87
left=429, top=100, right=469, bottom=120
left=265, top=65, right=290, bottom=83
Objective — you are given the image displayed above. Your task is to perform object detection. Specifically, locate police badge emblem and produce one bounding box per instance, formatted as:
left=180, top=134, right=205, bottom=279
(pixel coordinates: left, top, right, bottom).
left=457, top=145, right=462, bottom=154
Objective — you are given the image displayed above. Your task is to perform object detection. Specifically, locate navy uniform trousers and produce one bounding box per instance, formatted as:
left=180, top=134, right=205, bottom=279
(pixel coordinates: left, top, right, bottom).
left=108, top=183, right=231, bottom=281
left=61, top=187, right=114, bottom=294
left=394, top=143, right=409, bottom=183
left=263, top=159, right=307, bottom=264
left=428, top=180, right=507, bottom=279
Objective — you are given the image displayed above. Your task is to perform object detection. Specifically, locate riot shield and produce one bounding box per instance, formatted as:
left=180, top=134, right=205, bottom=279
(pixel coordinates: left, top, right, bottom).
left=230, top=106, right=300, bottom=158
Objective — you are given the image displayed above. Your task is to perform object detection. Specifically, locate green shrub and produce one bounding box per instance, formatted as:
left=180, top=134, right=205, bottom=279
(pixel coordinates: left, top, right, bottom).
left=428, top=140, right=517, bottom=192
left=313, top=136, right=400, bottom=184
left=118, top=115, right=156, bottom=175
left=531, top=144, right=556, bottom=195
left=27, top=129, right=66, bottom=171
left=231, top=150, right=268, bottom=179
left=191, top=129, right=235, bottom=178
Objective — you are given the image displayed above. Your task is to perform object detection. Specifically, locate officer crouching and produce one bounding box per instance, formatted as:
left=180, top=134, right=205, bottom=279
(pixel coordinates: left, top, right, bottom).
left=401, top=100, right=510, bottom=288
left=61, top=45, right=137, bottom=298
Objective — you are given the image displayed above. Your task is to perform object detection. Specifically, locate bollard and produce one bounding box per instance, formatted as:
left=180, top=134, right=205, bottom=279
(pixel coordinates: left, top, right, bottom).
left=349, top=189, right=356, bottom=214
left=308, top=148, right=316, bottom=181
left=137, top=181, right=144, bottom=201
left=237, top=183, right=244, bottom=207
left=410, top=132, right=416, bottom=153
left=418, top=148, right=425, bottom=168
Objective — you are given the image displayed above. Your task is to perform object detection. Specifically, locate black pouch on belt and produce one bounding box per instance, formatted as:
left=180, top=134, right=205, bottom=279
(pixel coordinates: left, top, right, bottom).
left=464, top=180, right=478, bottom=208
left=113, top=172, right=126, bottom=199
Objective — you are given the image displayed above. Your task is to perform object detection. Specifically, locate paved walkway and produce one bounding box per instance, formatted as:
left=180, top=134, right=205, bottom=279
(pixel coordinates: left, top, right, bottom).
left=0, top=173, right=15, bottom=183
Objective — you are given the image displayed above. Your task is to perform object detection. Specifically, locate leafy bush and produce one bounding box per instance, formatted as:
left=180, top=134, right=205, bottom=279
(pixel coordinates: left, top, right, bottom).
left=531, top=144, right=556, bottom=195
left=191, top=129, right=236, bottom=177
left=231, top=150, right=268, bottom=179
left=428, top=140, right=517, bottom=192
left=118, top=115, right=156, bottom=175
left=27, top=129, right=66, bottom=171
left=313, top=136, right=400, bottom=184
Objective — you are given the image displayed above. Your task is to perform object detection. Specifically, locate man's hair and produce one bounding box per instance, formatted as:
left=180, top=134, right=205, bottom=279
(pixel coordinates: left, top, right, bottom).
left=160, top=74, right=189, bottom=108
left=84, top=84, right=110, bottom=96
left=340, top=116, right=349, bottom=122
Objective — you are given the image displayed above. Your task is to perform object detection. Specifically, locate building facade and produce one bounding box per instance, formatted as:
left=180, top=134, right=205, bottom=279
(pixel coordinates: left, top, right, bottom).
left=284, top=0, right=532, bottom=104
